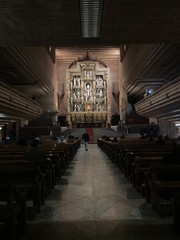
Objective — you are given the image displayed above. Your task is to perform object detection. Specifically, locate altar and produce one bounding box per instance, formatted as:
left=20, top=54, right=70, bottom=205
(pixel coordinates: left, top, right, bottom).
left=70, top=111, right=108, bottom=128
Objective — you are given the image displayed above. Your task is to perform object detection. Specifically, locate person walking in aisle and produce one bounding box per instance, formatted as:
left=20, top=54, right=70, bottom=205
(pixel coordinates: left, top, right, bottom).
left=82, top=129, right=90, bottom=151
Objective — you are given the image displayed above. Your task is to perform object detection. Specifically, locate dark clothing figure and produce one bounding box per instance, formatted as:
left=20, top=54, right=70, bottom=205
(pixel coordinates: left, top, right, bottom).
left=120, top=133, right=125, bottom=139
left=101, top=134, right=106, bottom=139
left=52, top=135, right=58, bottom=140
left=140, top=133, right=147, bottom=139
left=154, top=135, right=166, bottom=145
left=68, top=133, right=75, bottom=141
left=112, top=137, right=118, bottom=143
left=148, top=127, right=157, bottom=137
left=3, top=137, right=10, bottom=144
left=35, top=137, right=42, bottom=144
left=82, top=131, right=89, bottom=151
left=23, top=140, right=46, bottom=161
left=105, top=136, right=111, bottom=141
left=82, top=132, right=89, bottom=142
left=163, top=134, right=169, bottom=141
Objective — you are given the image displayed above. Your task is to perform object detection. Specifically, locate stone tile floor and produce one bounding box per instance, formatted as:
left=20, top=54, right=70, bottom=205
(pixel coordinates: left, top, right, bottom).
left=20, top=144, right=179, bottom=240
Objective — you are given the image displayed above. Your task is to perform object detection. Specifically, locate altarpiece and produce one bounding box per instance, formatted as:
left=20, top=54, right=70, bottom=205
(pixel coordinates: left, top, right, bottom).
left=66, top=61, right=111, bottom=127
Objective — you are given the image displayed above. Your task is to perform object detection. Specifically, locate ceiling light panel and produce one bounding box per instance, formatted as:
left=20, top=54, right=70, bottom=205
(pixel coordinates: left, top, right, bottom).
left=80, top=0, right=104, bottom=38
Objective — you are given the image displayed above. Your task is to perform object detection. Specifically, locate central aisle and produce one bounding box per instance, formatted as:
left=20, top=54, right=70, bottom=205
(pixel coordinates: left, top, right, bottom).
left=22, top=144, right=178, bottom=240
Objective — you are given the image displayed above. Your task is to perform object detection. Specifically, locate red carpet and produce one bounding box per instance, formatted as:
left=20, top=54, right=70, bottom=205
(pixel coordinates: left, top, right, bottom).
left=85, top=128, right=94, bottom=143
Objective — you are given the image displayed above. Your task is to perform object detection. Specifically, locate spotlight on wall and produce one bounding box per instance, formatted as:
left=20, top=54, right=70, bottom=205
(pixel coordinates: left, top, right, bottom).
left=147, top=89, right=153, bottom=95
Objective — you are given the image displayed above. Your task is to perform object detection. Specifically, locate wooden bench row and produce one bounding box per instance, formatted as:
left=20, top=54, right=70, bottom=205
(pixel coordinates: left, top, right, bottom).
left=0, top=139, right=81, bottom=239
left=0, top=184, right=27, bottom=239
left=97, top=138, right=180, bottom=234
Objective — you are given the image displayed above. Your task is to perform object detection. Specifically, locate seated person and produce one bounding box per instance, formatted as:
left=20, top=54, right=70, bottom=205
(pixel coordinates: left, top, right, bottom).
left=52, top=134, right=58, bottom=140
left=101, top=134, right=106, bottom=139
left=35, top=137, right=42, bottom=144
left=154, top=135, right=166, bottom=145
left=163, top=133, right=169, bottom=141
left=140, top=133, right=148, bottom=139
left=67, top=132, right=75, bottom=140
left=58, top=135, right=66, bottom=144
left=3, top=137, right=10, bottom=144
left=112, top=137, right=118, bottom=143
left=148, top=127, right=158, bottom=137
left=23, top=139, right=46, bottom=161
left=105, top=136, right=111, bottom=141
left=120, top=133, right=125, bottom=139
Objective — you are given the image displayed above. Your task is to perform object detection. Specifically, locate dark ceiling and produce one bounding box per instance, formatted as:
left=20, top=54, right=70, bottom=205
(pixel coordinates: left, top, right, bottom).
left=0, top=0, right=180, bottom=46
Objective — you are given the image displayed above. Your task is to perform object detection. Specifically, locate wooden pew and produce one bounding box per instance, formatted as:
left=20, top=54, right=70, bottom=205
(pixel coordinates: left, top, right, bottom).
left=132, top=155, right=164, bottom=192
left=0, top=166, right=44, bottom=214
left=124, top=149, right=171, bottom=180
left=145, top=165, right=180, bottom=206
left=0, top=184, right=27, bottom=239
left=0, top=156, right=55, bottom=195
left=145, top=164, right=180, bottom=233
